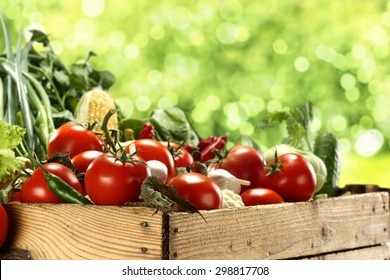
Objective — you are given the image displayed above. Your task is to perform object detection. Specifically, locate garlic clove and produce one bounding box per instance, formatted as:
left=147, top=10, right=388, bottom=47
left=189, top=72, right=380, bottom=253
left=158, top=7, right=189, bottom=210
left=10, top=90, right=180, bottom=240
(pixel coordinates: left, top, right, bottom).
left=146, top=160, right=168, bottom=183
left=207, top=169, right=250, bottom=194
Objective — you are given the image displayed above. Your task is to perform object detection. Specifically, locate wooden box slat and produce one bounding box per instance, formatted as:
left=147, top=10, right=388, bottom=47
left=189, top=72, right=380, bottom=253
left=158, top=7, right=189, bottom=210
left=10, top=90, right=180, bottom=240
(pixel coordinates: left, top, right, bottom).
left=167, top=192, right=390, bottom=260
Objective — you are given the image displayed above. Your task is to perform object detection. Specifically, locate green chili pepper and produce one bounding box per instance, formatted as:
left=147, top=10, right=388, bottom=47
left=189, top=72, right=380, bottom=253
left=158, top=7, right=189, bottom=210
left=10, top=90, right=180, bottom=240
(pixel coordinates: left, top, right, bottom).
left=41, top=167, right=92, bottom=205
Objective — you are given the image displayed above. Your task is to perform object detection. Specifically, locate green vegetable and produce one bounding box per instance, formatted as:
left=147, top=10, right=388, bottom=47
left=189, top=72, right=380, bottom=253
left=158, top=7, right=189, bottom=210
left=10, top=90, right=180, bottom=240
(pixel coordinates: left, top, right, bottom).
left=264, top=144, right=327, bottom=193
left=0, top=120, right=26, bottom=183
left=313, top=132, right=342, bottom=197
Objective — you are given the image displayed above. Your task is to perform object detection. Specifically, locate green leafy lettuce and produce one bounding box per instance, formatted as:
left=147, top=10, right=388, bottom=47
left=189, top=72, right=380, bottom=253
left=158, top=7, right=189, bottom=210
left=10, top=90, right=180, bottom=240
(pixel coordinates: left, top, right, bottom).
left=0, top=121, right=26, bottom=182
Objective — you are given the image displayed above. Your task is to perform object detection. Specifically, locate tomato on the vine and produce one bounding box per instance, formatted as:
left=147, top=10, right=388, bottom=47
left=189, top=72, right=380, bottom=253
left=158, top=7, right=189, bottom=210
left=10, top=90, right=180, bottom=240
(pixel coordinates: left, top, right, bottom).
left=260, top=153, right=316, bottom=202
left=210, top=145, right=265, bottom=194
left=168, top=173, right=222, bottom=210
left=85, top=154, right=150, bottom=205
left=0, top=205, right=8, bottom=248
left=48, top=122, right=104, bottom=158
left=161, top=141, right=195, bottom=168
left=20, top=162, right=83, bottom=203
left=71, top=150, right=105, bottom=173
left=127, top=139, right=176, bottom=181
left=240, top=188, right=284, bottom=206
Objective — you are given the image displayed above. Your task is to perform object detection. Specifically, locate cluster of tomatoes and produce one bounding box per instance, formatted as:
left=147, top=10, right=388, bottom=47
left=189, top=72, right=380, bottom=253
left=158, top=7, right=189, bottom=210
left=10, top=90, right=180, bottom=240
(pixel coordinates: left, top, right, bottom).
left=14, top=122, right=317, bottom=211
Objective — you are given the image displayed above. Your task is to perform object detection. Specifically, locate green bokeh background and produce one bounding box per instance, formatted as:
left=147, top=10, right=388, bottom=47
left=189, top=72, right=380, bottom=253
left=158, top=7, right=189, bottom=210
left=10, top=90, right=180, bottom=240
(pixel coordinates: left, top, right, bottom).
left=1, top=0, right=390, bottom=188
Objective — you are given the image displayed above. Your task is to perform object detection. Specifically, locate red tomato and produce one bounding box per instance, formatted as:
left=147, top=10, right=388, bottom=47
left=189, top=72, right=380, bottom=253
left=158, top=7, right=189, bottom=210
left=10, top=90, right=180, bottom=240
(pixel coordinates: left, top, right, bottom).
left=127, top=139, right=176, bottom=181
left=0, top=205, right=8, bottom=248
left=210, top=145, right=265, bottom=194
left=48, top=122, right=104, bottom=159
left=20, top=162, right=83, bottom=203
left=260, top=153, right=316, bottom=202
left=168, top=173, right=222, bottom=210
left=240, top=188, right=284, bottom=206
left=85, top=154, right=150, bottom=205
left=161, top=141, right=195, bottom=168
left=71, top=150, right=105, bottom=173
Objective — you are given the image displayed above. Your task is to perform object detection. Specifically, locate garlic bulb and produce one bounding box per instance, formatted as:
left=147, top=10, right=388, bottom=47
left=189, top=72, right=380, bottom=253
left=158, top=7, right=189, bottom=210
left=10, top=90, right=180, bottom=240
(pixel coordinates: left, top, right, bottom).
left=207, top=169, right=250, bottom=194
left=146, top=160, right=168, bottom=183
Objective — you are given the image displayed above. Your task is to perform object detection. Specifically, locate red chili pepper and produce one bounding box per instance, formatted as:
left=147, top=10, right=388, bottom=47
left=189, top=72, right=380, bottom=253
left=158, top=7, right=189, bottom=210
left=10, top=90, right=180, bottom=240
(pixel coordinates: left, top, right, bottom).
left=199, top=135, right=228, bottom=162
left=139, top=124, right=155, bottom=139
left=197, top=136, right=218, bottom=151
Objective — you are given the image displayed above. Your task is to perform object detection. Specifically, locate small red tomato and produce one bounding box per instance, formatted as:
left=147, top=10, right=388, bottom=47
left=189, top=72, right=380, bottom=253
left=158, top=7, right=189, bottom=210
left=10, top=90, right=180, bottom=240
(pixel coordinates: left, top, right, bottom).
left=71, top=150, right=105, bottom=173
left=127, top=139, right=176, bottom=181
left=48, top=122, right=104, bottom=158
left=168, top=173, right=222, bottom=210
left=240, top=188, right=284, bottom=206
left=20, top=162, right=83, bottom=203
left=161, top=141, right=195, bottom=168
left=260, top=153, right=316, bottom=202
left=0, top=205, right=8, bottom=248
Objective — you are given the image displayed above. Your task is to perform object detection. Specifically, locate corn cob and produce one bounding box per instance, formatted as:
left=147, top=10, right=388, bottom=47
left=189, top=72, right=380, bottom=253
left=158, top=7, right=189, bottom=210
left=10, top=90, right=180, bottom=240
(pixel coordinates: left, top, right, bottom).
left=74, top=88, right=118, bottom=131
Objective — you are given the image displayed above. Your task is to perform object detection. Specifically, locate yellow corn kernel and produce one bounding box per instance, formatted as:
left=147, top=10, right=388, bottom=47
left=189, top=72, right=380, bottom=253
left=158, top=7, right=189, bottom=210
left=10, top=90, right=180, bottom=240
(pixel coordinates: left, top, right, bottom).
left=74, top=88, right=118, bottom=131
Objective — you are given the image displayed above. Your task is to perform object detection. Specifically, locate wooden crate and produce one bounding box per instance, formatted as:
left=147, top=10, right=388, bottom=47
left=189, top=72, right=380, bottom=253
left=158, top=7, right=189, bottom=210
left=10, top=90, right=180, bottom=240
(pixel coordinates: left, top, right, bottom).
left=0, top=192, right=389, bottom=260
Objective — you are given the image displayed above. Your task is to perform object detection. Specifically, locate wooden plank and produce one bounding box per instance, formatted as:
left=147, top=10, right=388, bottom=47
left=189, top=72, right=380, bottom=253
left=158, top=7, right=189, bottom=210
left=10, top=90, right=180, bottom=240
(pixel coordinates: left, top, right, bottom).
left=301, top=245, right=390, bottom=260
left=1, top=203, right=164, bottom=260
left=167, top=192, right=390, bottom=260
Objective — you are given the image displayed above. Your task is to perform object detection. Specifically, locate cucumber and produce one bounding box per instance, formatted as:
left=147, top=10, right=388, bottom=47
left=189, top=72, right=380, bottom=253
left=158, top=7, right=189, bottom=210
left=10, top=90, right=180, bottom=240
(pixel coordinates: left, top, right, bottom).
left=313, top=132, right=342, bottom=197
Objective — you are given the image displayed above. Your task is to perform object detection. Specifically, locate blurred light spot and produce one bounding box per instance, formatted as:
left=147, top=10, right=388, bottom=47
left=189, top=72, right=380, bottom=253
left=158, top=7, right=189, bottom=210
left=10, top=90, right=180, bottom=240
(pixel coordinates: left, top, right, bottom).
left=235, top=27, right=250, bottom=42
left=368, top=79, right=382, bottom=95
left=365, top=95, right=375, bottom=110
left=219, top=0, right=243, bottom=21
left=82, top=0, right=105, bottom=17
left=192, top=101, right=211, bottom=124
left=150, top=25, right=165, bottom=40
left=115, top=97, right=134, bottom=118
left=294, top=56, right=310, bottom=72
left=216, top=22, right=236, bottom=44
left=352, top=44, right=366, bottom=60
left=266, top=100, right=282, bottom=112
left=367, top=25, right=388, bottom=47
left=239, top=122, right=254, bottom=136
left=332, top=115, right=347, bottom=131
left=74, top=19, right=96, bottom=47
left=332, top=53, right=348, bottom=70
left=109, top=31, right=126, bottom=47
left=50, top=40, right=64, bottom=56
left=189, top=30, right=205, bottom=46
left=169, top=7, right=192, bottom=29
left=311, top=116, right=322, bottom=133
left=124, top=44, right=140, bottom=59
left=315, top=44, right=336, bottom=62
left=64, top=32, right=79, bottom=49
left=340, top=73, right=356, bottom=90
left=359, top=116, right=374, bottom=129
left=6, top=4, right=21, bottom=19
left=382, top=12, right=390, bottom=27
left=28, top=11, right=44, bottom=23
left=339, top=138, right=352, bottom=153
left=158, top=96, right=174, bottom=108
left=248, top=97, right=265, bottom=116
left=205, top=95, right=221, bottom=111
left=373, top=110, right=388, bottom=122
left=273, top=39, right=288, bottom=54
left=136, top=96, right=151, bottom=112
left=345, top=87, right=360, bottom=102
left=354, top=129, right=384, bottom=157
left=270, top=84, right=285, bottom=99
left=164, top=53, right=199, bottom=78
left=197, top=2, right=214, bottom=22
left=134, top=33, right=149, bottom=48
left=147, top=70, right=162, bottom=85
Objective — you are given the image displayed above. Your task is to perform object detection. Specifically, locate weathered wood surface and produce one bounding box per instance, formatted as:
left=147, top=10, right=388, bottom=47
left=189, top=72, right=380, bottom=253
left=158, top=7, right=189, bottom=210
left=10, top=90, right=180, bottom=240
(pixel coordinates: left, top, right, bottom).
left=1, top=204, right=164, bottom=260
left=301, top=244, right=390, bottom=260
left=167, top=193, right=390, bottom=260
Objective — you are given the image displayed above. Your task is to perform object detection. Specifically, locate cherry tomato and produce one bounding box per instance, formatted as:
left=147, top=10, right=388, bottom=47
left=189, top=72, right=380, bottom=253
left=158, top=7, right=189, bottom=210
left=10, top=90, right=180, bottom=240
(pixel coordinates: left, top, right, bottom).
left=71, top=150, right=105, bottom=173
left=161, top=141, right=195, bottom=168
left=210, top=145, right=265, bottom=194
left=260, top=153, right=316, bottom=202
left=127, top=139, right=176, bottom=181
left=168, top=173, right=222, bottom=210
left=0, top=205, right=8, bottom=248
left=85, top=154, right=150, bottom=205
left=20, top=162, right=83, bottom=203
left=240, top=188, right=284, bottom=206
left=48, top=122, right=104, bottom=159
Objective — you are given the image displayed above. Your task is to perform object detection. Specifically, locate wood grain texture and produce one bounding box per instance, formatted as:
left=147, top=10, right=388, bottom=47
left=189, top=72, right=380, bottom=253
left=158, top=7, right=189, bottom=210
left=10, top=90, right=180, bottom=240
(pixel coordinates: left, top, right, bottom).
left=2, top=203, right=164, bottom=260
left=167, top=193, right=390, bottom=260
left=302, top=244, right=390, bottom=260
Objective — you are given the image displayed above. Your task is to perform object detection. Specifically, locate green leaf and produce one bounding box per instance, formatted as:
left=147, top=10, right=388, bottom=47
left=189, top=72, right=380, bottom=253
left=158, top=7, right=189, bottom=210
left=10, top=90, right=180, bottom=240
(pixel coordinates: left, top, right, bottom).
left=29, top=29, right=50, bottom=46
left=118, top=118, right=147, bottom=141
left=149, top=107, right=193, bottom=145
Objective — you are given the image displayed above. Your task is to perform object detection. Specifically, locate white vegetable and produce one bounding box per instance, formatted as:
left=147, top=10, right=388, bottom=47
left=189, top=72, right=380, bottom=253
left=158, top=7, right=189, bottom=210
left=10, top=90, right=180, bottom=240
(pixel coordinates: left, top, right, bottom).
left=146, top=160, right=168, bottom=183
left=207, top=168, right=250, bottom=194
left=221, top=189, right=245, bottom=208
